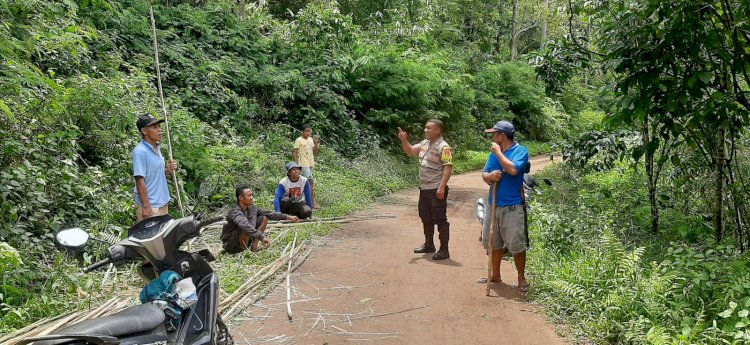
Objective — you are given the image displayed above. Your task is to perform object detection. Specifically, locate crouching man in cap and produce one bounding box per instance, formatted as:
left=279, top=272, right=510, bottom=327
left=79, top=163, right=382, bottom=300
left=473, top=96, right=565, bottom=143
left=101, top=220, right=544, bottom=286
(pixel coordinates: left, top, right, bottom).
left=133, top=114, right=177, bottom=222
left=273, top=162, right=314, bottom=219
left=221, top=186, right=299, bottom=254
left=480, top=120, right=530, bottom=292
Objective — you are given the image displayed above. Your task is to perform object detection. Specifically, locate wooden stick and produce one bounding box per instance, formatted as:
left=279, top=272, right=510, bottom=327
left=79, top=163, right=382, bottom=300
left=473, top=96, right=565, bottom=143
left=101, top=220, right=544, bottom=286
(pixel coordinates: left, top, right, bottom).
left=202, top=214, right=397, bottom=230
left=73, top=297, right=118, bottom=323
left=286, top=232, right=298, bottom=321
left=149, top=6, right=184, bottom=217
left=328, top=304, right=430, bottom=323
left=34, top=312, right=82, bottom=336
left=221, top=244, right=308, bottom=320
left=221, top=241, right=292, bottom=307
left=487, top=181, right=499, bottom=297
left=0, top=314, right=66, bottom=344
left=267, top=214, right=395, bottom=224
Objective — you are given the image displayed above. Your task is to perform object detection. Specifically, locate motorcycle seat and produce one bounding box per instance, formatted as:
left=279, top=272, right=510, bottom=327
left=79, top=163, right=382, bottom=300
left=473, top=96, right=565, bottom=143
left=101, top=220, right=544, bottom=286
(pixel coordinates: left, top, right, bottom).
left=30, top=303, right=166, bottom=345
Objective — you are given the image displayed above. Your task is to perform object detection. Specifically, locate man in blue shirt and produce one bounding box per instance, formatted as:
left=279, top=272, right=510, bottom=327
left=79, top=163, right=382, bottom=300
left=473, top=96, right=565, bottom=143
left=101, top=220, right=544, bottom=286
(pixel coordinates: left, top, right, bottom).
left=273, top=162, right=314, bottom=219
left=133, top=115, right=177, bottom=222
left=480, top=120, right=530, bottom=292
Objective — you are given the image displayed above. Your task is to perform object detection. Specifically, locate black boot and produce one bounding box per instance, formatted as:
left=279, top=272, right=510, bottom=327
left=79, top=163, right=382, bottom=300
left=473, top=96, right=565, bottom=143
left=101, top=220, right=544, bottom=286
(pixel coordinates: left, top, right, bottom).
left=414, top=242, right=436, bottom=253
left=432, top=246, right=450, bottom=260
left=416, top=223, right=436, bottom=253
left=433, top=223, right=450, bottom=259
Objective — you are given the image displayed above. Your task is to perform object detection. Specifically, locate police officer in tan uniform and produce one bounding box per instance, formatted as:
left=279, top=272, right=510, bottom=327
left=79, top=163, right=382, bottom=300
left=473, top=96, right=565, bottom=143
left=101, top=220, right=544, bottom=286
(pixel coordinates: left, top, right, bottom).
left=398, top=119, right=454, bottom=260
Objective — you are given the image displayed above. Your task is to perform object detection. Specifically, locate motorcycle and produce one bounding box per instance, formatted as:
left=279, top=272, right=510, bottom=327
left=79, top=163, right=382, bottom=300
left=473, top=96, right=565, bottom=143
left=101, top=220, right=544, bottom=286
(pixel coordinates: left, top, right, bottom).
left=476, top=174, right=541, bottom=226
left=19, top=213, right=233, bottom=345
left=476, top=174, right=552, bottom=245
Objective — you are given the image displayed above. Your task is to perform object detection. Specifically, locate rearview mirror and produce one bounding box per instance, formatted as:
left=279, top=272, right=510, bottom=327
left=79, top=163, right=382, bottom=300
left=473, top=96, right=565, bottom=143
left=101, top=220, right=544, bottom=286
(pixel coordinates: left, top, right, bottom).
left=56, top=228, right=90, bottom=249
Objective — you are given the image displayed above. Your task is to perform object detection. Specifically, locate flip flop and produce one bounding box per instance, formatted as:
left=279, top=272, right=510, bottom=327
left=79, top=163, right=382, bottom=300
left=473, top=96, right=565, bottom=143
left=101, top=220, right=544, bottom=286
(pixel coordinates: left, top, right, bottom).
left=476, top=277, right=501, bottom=284
left=519, top=284, right=530, bottom=292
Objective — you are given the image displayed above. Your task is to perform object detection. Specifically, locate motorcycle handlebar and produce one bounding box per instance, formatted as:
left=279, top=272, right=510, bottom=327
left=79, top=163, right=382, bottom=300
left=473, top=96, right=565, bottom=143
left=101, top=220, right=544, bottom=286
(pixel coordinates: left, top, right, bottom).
left=197, top=216, right=224, bottom=229
left=83, top=257, right=113, bottom=273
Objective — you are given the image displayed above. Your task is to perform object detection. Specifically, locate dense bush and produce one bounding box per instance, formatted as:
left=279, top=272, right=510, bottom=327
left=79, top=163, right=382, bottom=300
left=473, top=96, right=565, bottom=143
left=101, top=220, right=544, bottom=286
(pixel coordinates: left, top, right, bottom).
left=473, top=62, right=576, bottom=141
left=528, top=163, right=750, bottom=344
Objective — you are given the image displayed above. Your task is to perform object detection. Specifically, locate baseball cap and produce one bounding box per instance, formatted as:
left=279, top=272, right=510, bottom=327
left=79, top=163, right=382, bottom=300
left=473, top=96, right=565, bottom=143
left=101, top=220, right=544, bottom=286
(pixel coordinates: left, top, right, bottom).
left=136, top=115, right=165, bottom=132
left=484, top=120, right=515, bottom=135
left=286, top=161, right=302, bottom=172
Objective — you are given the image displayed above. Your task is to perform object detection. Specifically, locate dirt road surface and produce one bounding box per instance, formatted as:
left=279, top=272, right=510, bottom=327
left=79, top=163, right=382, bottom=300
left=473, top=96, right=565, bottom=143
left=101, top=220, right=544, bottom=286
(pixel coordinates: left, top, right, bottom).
left=233, top=155, right=566, bottom=345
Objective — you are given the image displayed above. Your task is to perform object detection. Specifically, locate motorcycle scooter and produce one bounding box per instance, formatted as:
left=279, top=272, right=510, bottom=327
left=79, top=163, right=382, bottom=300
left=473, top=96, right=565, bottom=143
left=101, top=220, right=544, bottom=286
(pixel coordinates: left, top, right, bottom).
left=476, top=173, right=551, bottom=243
left=18, top=213, right=233, bottom=345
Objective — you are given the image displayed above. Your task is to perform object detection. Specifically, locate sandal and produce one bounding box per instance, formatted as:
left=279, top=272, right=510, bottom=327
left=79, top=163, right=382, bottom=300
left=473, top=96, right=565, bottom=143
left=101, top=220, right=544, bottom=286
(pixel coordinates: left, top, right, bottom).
left=476, top=277, right=501, bottom=284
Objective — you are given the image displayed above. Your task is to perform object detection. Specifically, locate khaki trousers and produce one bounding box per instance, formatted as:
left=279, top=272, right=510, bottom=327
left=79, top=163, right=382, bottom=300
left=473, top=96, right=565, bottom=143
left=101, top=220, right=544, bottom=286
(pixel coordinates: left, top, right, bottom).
left=136, top=205, right=169, bottom=223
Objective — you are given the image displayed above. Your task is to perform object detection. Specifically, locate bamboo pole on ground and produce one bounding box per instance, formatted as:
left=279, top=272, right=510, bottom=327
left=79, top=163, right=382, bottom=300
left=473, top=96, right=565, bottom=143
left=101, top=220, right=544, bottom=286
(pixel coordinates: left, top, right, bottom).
left=286, top=231, right=298, bottom=321
left=220, top=243, right=308, bottom=320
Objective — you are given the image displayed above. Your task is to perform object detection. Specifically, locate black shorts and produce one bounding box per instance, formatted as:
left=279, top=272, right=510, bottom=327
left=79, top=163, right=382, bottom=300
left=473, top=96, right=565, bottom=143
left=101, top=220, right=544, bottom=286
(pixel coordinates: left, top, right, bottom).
left=418, top=186, right=449, bottom=225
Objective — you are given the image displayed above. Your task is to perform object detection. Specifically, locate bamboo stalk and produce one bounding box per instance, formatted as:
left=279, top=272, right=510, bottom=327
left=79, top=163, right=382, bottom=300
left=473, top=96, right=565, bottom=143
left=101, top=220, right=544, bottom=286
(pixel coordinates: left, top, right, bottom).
left=219, top=242, right=292, bottom=310
left=34, top=312, right=82, bottom=336
left=202, top=214, right=396, bottom=231
left=223, top=247, right=312, bottom=322
left=221, top=243, right=307, bottom=319
left=149, top=6, right=184, bottom=217
left=487, top=181, right=498, bottom=297
left=0, top=314, right=65, bottom=344
left=222, top=246, right=298, bottom=314
left=286, top=232, right=299, bottom=321
left=73, top=297, right=118, bottom=323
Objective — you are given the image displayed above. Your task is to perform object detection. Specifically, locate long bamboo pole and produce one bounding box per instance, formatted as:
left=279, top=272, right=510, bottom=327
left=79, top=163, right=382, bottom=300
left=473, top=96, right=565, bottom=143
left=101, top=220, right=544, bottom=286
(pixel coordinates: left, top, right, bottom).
left=149, top=6, right=185, bottom=217
left=286, top=231, right=298, bottom=321
left=486, top=181, right=498, bottom=297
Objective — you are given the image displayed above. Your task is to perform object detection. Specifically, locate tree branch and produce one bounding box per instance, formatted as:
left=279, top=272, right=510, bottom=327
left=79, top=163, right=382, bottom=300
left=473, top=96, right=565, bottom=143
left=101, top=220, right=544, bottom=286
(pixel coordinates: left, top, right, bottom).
left=567, top=0, right=605, bottom=57
left=515, top=23, right=539, bottom=38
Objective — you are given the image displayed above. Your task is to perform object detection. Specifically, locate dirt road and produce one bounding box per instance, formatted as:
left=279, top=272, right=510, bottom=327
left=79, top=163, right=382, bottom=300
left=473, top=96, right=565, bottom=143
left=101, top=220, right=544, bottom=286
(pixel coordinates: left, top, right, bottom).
left=234, top=155, right=565, bottom=344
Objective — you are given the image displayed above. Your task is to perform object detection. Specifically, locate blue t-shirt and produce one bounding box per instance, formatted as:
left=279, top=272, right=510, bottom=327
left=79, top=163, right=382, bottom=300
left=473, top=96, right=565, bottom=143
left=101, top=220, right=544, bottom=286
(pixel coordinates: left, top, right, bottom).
left=133, top=140, right=170, bottom=208
left=483, top=143, right=529, bottom=206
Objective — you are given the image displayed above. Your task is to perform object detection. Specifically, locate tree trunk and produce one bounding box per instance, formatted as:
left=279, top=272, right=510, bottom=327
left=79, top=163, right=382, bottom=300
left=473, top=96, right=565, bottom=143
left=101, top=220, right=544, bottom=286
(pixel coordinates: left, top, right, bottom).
left=714, top=128, right=725, bottom=242
left=540, top=0, right=548, bottom=50
left=510, top=0, right=518, bottom=60
left=642, top=121, right=659, bottom=234
left=583, top=19, right=593, bottom=85
left=728, top=164, right=745, bottom=252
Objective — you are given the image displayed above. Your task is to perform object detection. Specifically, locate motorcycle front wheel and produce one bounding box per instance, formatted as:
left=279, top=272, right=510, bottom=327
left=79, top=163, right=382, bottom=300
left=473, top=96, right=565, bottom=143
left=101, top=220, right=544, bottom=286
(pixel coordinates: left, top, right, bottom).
left=215, top=316, right=234, bottom=345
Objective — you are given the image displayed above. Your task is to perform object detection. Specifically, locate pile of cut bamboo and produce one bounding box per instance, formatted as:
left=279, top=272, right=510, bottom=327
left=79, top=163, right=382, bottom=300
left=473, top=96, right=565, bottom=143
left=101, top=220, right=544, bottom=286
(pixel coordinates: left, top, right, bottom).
left=0, top=297, right=137, bottom=345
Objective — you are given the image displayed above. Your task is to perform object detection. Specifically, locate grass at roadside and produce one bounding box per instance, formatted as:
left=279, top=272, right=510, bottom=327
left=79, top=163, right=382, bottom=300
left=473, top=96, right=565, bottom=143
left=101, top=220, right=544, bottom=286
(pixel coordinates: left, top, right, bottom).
left=527, top=162, right=750, bottom=344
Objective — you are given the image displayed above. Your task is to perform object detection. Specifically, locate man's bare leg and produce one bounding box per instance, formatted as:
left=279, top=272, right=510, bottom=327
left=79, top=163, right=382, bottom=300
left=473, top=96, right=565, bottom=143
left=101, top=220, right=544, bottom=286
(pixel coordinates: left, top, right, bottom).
left=514, top=252, right=528, bottom=291
left=491, top=248, right=505, bottom=282
left=250, top=216, right=269, bottom=252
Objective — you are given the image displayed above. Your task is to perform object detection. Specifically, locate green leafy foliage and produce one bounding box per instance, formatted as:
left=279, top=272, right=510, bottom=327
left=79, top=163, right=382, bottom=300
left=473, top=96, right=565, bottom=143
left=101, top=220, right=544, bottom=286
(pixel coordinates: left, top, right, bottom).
left=559, top=129, right=637, bottom=172
left=0, top=0, right=571, bottom=334
left=530, top=162, right=750, bottom=344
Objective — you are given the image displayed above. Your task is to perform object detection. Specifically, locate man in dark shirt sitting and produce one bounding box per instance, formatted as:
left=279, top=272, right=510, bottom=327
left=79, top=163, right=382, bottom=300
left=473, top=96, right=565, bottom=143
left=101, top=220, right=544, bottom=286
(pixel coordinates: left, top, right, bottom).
left=221, top=186, right=299, bottom=254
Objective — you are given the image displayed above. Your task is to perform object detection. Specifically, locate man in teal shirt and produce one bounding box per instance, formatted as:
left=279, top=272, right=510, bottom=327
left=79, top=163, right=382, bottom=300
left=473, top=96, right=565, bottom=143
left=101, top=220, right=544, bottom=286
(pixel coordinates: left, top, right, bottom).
left=480, top=120, right=530, bottom=292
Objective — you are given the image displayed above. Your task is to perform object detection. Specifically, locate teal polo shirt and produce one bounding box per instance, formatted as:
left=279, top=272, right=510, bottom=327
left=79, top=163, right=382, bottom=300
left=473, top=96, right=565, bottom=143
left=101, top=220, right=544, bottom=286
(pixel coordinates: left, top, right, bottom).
left=483, top=142, right=529, bottom=206
left=132, top=140, right=170, bottom=208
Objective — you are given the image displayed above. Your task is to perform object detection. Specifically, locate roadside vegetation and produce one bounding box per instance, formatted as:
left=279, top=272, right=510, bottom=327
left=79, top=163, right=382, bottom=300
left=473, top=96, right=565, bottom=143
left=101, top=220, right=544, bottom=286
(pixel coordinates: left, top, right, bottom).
left=0, top=0, right=579, bottom=333
left=4, top=1, right=750, bottom=344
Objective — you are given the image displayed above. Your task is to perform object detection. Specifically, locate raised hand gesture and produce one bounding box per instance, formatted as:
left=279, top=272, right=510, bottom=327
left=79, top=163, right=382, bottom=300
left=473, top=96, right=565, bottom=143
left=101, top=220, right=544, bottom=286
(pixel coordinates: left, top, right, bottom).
left=397, top=127, right=409, bottom=142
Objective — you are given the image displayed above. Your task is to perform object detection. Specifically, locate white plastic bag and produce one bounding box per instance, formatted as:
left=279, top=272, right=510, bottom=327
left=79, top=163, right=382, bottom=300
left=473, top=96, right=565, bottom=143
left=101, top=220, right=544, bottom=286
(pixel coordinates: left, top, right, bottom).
left=174, top=278, right=198, bottom=309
